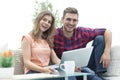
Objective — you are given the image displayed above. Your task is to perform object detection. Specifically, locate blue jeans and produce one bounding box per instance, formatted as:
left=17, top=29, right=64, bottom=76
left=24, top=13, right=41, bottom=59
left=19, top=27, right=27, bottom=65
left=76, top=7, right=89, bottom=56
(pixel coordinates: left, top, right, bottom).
left=81, top=67, right=103, bottom=80
left=87, top=35, right=107, bottom=73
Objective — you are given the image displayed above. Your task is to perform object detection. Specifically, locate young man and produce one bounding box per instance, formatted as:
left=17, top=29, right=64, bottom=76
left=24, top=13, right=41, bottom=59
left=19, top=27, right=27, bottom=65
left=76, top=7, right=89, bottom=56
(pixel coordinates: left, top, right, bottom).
left=54, top=7, right=112, bottom=80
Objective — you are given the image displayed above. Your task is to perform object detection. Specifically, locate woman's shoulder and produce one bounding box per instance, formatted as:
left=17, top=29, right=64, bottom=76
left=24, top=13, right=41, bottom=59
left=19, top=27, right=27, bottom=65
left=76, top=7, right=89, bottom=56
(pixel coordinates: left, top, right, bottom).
left=22, top=33, right=31, bottom=39
left=21, top=33, right=33, bottom=43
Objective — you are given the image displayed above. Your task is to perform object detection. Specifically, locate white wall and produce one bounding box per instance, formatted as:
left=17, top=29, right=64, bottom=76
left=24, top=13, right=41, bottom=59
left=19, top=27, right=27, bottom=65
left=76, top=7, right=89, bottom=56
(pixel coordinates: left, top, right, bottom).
left=0, top=0, right=34, bottom=49
left=0, top=0, right=120, bottom=50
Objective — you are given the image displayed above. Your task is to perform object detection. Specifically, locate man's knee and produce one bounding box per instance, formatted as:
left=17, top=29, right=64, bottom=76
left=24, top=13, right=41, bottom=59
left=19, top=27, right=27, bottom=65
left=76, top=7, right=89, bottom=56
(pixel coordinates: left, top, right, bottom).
left=92, top=35, right=105, bottom=46
left=95, top=35, right=104, bottom=42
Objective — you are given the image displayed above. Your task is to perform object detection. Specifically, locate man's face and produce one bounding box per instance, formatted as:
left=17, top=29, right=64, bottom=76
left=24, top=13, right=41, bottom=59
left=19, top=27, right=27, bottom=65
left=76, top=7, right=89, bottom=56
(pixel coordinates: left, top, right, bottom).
left=62, top=13, right=78, bottom=33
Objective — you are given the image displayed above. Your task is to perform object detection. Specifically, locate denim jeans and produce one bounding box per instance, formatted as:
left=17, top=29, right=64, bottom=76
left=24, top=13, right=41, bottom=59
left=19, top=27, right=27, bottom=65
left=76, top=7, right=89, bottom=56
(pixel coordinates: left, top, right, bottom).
left=81, top=67, right=103, bottom=80
left=87, top=35, right=107, bottom=73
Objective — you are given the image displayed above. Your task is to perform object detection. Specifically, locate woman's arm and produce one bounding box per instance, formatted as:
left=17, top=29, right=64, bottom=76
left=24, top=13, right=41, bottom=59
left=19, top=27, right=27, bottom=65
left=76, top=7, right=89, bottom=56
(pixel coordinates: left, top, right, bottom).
left=50, top=49, right=61, bottom=64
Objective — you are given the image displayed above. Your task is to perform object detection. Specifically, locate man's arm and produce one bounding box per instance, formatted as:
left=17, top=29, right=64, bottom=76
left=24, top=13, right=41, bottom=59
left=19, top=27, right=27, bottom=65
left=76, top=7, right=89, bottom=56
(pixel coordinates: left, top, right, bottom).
left=100, top=30, right=112, bottom=68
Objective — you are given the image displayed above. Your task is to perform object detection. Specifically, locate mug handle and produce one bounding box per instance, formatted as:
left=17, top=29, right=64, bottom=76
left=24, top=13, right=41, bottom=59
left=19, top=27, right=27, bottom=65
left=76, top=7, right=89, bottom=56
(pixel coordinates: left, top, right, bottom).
left=59, top=64, right=65, bottom=71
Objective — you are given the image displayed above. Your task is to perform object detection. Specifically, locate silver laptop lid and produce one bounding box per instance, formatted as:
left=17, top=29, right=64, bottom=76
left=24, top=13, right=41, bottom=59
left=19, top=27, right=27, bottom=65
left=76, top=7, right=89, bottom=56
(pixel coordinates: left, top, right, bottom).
left=61, top=47, right=93, bottom=67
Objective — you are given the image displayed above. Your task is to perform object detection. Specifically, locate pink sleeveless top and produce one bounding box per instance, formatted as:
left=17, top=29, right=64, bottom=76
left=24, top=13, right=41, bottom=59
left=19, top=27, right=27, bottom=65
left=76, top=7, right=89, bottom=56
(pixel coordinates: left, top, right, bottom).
left=22, top=34, right=51, bottom=73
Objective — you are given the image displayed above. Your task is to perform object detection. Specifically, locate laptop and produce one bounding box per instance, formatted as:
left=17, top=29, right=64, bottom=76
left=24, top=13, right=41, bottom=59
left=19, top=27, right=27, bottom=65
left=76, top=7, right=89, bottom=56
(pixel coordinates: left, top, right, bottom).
left=45, top=47, right=93, bottom=69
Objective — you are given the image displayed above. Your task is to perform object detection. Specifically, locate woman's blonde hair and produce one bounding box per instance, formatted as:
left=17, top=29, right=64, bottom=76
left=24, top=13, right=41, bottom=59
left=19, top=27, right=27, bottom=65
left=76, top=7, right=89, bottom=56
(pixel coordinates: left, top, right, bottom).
left=31, top=10, right=56, bottom=48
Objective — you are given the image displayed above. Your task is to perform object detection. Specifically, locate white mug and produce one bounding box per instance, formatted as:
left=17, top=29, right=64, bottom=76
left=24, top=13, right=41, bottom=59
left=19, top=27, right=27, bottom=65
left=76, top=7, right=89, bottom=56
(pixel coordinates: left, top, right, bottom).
left=60, top=61, right=75, bottom=74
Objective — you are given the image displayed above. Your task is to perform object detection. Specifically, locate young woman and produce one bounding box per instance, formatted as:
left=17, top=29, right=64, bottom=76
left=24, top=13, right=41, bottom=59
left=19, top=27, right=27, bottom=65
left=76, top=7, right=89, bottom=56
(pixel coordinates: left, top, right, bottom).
left=21, top=10, right=61, bottom=74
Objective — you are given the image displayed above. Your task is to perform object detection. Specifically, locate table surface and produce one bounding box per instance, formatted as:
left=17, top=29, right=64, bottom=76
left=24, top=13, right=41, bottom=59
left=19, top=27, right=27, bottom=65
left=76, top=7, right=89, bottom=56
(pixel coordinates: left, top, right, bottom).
left=12, top=72, right=90, bottom=80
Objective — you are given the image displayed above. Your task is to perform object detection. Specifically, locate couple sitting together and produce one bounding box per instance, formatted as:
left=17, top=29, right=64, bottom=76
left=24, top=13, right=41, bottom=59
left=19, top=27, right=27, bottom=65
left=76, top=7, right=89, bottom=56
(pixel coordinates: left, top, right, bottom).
left=21, top=7, right=112, bottom=80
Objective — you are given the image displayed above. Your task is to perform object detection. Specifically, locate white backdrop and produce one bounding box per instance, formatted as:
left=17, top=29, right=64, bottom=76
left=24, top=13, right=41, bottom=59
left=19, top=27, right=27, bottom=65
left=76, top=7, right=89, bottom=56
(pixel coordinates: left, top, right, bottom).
left=0, top=0, right=119, bottom=49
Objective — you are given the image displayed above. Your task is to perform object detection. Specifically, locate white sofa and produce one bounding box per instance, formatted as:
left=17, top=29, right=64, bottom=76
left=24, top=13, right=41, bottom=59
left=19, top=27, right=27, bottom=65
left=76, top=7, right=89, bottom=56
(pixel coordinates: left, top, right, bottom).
left=103, top=45, right=120, bottom=80
left=13, top=45, right=120, bottom=79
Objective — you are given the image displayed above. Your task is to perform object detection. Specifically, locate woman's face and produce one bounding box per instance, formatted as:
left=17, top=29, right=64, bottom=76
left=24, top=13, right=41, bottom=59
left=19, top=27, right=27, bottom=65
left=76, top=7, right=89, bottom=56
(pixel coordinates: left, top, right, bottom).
left=39, top=15, right=52, bottom=32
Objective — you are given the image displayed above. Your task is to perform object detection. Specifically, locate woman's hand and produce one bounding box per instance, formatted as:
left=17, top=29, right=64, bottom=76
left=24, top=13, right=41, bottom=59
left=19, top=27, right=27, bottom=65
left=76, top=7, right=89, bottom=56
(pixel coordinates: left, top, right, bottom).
left=43, top=68, right=56, bottom=73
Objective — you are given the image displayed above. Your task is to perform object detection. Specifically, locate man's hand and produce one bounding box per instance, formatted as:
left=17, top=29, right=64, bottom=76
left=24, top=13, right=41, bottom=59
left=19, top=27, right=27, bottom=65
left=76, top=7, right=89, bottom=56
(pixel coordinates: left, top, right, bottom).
left=75, top=66, right=81, bottom=72
left=100, top=51, right=110, bottom=68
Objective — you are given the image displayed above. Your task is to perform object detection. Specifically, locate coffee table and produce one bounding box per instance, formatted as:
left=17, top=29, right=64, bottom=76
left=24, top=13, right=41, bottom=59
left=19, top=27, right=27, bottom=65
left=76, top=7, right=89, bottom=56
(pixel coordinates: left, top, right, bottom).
left=13, top=72, right=90, bottom=80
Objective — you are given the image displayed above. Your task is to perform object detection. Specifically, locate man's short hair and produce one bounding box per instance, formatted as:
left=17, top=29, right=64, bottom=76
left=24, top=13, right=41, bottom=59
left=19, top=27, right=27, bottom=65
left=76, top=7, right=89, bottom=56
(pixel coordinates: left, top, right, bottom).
left=63, top=7, right=79, bottom=18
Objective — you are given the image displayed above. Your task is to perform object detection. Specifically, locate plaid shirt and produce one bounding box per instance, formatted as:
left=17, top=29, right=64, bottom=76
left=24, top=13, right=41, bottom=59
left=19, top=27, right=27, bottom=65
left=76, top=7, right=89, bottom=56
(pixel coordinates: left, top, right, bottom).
left=54, top=26, right=106, bottom=59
